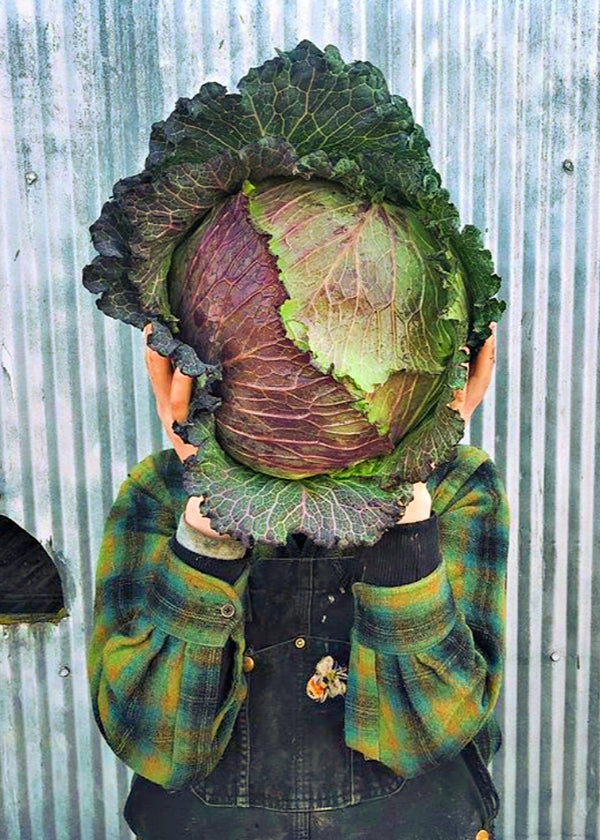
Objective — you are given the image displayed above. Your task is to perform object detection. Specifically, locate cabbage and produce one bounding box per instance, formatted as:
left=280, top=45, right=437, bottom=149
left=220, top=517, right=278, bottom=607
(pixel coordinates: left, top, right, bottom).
left=169, top=178, right=470, bottom=478
left=84, top=41, right=504, bottom=547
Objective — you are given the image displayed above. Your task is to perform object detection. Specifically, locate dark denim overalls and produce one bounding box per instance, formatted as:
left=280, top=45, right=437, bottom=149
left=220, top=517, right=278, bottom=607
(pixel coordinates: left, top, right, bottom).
left=125, top=536, right=499, bottom=839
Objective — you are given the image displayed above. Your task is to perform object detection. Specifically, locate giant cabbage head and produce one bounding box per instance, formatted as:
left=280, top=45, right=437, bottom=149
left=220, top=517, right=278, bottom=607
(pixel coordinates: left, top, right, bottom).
left=84, top=41, right=504, bottom=547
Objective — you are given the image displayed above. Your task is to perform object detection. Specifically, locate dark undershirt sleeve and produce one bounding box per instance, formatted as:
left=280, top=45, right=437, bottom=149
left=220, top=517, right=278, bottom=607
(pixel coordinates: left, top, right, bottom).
left=355, top=516, right=440, bottom=587
left=170, top=537, right=248, bottom=585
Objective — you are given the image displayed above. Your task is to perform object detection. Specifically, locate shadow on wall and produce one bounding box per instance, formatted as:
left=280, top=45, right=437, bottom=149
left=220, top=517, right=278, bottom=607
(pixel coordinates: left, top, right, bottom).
left=0, top=515, right=66, bottom=624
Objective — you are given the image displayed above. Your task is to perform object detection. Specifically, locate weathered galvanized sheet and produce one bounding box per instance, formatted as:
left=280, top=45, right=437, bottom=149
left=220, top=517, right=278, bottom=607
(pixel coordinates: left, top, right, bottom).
left=0, top=1, right=598, bottom=838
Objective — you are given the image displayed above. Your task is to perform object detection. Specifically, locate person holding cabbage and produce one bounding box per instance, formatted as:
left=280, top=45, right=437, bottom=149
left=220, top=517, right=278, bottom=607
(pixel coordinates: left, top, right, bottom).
left=86, top=42, right=509, bottom=840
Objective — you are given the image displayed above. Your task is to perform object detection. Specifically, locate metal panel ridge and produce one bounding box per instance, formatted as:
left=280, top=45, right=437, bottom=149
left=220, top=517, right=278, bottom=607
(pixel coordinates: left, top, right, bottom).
left=1, top=1, right=599, bottom=839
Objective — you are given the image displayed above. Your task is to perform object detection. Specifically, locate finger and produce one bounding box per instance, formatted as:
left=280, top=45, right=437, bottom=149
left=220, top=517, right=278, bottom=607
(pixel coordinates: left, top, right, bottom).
left=462, top=329, right=496, bottom=416
left=398, top=482, right=432, bottom=524
left=144, top=339, right=174, bottom=405
left=142, top=322, right=157, bottom=368
left=447, top=346, right=469, bottom=415
left=184, top=496, right=232, bottom=540
left=448, top=386, right=466, bottom=416
left=142, top=326, right=198, bottom=463
left=471, top=325, right=496, bottom=379
left=146, top=351, right=174, bottom=406
left=171, top=368, right=194, bottom=424
left=170, top=434, right=198, bottom=464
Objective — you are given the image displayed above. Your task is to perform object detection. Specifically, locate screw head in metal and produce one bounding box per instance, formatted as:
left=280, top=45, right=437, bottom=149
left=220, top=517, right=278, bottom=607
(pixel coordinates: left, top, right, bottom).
left=562, top=159, right=574, bottom=173
left=59, top=665, right=71, bottom=677
left=25, top=171, right=39, bottom=185
left=550, top=650, right=561, bottom=662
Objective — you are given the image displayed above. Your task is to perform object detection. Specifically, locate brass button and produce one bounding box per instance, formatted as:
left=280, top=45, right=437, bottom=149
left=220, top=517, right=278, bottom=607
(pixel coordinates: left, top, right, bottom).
left=219, top=603, right=236, bottom=619
left=242, top=655, right=255, bottom=673
left=475, top=831, right=489, bottom=840
left=294, top=637, right=306, bottom=649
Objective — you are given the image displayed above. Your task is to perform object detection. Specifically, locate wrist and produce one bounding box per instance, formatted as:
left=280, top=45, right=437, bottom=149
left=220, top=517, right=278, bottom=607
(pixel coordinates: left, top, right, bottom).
left=176, top=515, right=246, bottom=561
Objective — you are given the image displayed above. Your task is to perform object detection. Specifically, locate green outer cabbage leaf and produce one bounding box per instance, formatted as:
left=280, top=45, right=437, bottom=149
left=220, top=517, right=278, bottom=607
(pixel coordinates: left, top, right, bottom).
left=83, top=40, right=504, bottom=547
left=248, top=178, right=466, bottom=389
left=246, top=178, right=470, bottom=446
left=179, top=414, right=412, bottom=547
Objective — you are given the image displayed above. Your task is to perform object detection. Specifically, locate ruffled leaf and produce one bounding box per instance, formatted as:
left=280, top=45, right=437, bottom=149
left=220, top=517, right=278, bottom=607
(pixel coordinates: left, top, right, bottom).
left=182, top=416, right=410, bottom=548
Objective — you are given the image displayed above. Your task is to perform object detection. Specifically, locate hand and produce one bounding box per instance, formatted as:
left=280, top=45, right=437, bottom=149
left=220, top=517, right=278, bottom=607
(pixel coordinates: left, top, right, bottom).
left=398, top=482, right=432, bottom=524
left=398, top=324, right=497, bottom=525
left=144, top=325, right=231, bottom=541
left=144, top=324, right=197, bottom=463
left=449, top=324, right=497, bottom=422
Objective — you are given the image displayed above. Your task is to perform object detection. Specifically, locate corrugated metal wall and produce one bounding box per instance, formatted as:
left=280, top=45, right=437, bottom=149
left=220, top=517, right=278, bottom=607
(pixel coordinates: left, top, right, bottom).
left=0, top=1, right=598, bottom=838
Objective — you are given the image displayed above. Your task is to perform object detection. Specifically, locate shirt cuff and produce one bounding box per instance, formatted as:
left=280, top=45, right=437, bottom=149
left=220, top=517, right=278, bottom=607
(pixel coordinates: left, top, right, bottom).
left=355, top=516, right=440, bottom=586
left=352, top=560, right=456, bottom=655
left=148, top=545, right=249, bottom=646
left=176, top=515, right=247, bottom=559
left=172, top=515, right=248, bottom=585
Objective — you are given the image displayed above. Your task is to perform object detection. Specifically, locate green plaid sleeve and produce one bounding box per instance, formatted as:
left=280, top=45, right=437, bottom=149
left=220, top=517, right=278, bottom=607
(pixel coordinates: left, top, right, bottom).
left=87, top=450, right=249, bottom=789
left=344, top=446, right=509, bottom=778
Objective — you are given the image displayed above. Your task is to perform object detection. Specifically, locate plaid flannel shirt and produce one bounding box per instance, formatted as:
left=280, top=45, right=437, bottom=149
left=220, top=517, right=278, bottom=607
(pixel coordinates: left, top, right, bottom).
left=88, top=446, right=509, bottom=789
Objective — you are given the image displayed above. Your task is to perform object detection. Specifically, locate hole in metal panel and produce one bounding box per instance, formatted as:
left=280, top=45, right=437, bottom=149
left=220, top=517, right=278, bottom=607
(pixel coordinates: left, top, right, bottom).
left=0, top=515, right=66, bottom=623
